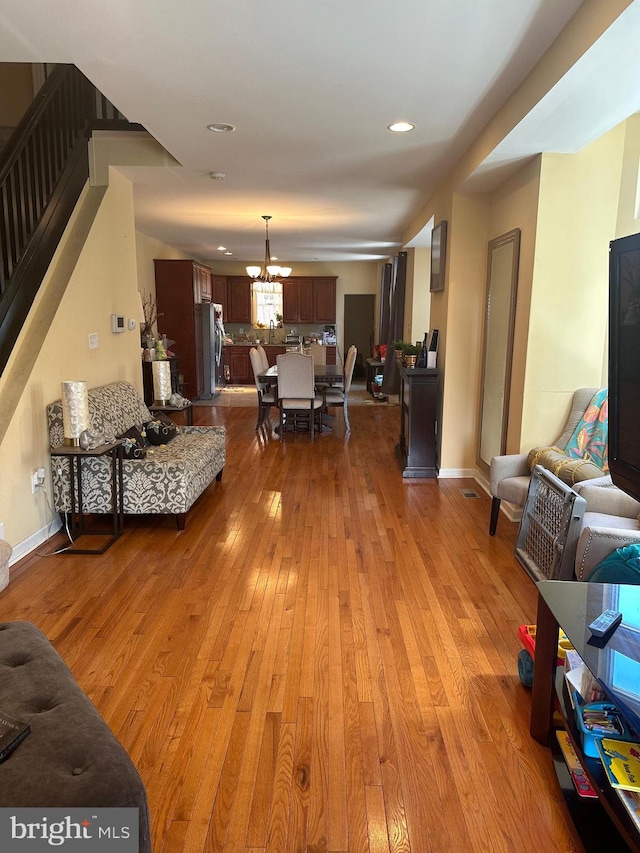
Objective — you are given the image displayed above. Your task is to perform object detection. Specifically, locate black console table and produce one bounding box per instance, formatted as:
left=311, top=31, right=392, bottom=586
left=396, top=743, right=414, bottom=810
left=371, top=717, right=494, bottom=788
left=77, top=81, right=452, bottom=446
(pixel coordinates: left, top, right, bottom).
left=142, top=356, right=181, bottom=406
left=396, top=366, right=440, bottom=478
left=531, top=580, right=640, bottom=852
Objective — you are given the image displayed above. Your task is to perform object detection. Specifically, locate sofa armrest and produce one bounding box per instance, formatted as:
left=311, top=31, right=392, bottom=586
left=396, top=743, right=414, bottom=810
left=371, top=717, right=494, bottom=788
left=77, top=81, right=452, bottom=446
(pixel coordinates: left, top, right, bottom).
left=577, top=484, right=640, bottom=518
left=575, top=526, right=640, bottom=580
left=489, top=454, right=529, bottom=495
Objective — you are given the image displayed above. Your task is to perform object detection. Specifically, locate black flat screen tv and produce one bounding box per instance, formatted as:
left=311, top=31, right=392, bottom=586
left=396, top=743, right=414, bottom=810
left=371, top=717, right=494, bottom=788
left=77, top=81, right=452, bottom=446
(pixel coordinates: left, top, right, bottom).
left=609, top=232, right=640, bottom=502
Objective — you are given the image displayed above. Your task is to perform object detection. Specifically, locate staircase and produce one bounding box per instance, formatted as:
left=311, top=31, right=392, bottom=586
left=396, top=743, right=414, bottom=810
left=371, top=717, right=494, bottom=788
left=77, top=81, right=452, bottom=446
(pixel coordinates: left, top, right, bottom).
left=0, top=64, right=143, bottom=377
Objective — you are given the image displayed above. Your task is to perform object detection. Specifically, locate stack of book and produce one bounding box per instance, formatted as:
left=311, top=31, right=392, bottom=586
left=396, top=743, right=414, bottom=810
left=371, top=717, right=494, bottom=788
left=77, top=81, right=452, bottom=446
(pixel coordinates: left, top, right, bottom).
left=596, top=738, right=640, bottom=831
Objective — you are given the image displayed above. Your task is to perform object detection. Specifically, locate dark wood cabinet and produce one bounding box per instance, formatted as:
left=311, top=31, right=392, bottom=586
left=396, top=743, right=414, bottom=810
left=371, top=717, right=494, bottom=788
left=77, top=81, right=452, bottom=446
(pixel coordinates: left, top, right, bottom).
left=226, top=276, right=252, bottom=323
left=396, top=366, right=440, bottom=477
left=282, top=276, right=336, bottom=324
left=266, top=345, right=286, bottom=366
left=225, top=346, right=253, bottom=384
left=154, top=259, right=213, bottom=400
left=281, top=280, right=294, bottom=322
left=212, top=275, right=227, bottom=310
left=313, top=277, right=337, bottom=323
left=282, top=278, right=301, bottom=323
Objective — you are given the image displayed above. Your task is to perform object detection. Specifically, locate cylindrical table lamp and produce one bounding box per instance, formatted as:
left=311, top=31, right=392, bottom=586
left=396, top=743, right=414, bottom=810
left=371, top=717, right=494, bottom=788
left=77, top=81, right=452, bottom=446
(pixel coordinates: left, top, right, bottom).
left=152, top=360, right=172, bottom=405
left=61, top=381, right=90, bottom=446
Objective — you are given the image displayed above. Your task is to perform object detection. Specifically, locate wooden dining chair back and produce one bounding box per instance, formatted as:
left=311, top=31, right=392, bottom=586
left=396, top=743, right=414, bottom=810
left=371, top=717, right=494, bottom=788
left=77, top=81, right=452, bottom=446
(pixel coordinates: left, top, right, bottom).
left=249, top=347, right=276, bottom=430
left=323, top=345, right=357, bottom=433
left=276, top=352, right=324, bottom=441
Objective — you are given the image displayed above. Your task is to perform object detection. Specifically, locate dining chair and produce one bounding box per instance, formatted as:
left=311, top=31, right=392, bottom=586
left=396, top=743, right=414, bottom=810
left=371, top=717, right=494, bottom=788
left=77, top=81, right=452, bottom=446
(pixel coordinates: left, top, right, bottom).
left=323, top=345, right=357, bottom=433
left=256, top=344, right=270, bottom=373
left=309, top=341, right=330, bottom=392
left=249, top=347, right=276, bottom=430
left=276, top=352, right=324, bottom=441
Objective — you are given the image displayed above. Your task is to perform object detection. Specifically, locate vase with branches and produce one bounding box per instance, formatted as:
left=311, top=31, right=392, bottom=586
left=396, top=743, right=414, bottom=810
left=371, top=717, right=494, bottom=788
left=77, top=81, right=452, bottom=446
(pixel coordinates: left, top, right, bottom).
left=141, top=294, right=163, bottom=345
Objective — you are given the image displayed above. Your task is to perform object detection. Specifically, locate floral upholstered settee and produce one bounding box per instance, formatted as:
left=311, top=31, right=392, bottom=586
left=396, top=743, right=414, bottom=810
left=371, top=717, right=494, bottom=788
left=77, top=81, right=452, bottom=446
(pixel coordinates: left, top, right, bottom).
left=47, top=381, right=225, bottom=530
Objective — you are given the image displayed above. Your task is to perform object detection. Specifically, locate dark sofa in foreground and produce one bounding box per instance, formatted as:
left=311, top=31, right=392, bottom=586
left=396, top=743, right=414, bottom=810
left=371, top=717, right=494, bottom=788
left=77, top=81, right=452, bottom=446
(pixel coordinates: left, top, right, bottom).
left=0, top=621, right=151, bottom=852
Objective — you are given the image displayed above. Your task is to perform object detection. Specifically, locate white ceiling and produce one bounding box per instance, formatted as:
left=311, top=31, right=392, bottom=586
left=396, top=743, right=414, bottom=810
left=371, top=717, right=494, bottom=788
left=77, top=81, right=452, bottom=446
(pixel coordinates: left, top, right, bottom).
left=1, top=0, right=637, bottom=265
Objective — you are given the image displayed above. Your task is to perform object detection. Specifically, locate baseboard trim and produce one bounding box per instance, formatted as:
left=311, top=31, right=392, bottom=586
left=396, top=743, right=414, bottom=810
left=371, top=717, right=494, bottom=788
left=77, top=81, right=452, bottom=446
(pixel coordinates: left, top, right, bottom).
left=438, top=468, right=477, bottom=478
left=9, top=516, right=63, bottom=567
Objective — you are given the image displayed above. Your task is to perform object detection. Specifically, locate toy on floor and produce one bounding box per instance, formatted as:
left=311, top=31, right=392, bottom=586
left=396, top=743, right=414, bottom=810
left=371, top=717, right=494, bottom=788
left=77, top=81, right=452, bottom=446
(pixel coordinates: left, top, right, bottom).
left=517, top=624, right=573, bottom=688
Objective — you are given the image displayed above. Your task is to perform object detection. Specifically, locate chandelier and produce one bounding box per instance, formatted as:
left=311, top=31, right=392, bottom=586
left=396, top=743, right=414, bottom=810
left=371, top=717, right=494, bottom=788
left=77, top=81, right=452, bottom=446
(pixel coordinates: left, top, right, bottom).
left=246, top=215, right=292, bottom=283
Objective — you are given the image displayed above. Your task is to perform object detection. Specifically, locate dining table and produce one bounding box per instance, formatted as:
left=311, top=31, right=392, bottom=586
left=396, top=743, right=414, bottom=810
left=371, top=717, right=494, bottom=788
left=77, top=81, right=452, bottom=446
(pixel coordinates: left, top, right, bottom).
left=257, top=364, right=344, bottom=386
left=257, top=363, right=343, bottom=434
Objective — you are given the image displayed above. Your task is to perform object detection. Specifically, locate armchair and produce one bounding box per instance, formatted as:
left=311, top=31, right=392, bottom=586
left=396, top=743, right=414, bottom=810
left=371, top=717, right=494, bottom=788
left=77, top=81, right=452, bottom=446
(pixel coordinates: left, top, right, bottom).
left=489, top=387, right=601, bottom=535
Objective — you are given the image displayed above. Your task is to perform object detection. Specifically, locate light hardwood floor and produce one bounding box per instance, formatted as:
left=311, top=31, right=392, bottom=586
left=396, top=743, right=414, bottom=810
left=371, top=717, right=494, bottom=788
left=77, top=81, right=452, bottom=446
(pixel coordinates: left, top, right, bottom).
left=2, top=402, right=582, bottom=852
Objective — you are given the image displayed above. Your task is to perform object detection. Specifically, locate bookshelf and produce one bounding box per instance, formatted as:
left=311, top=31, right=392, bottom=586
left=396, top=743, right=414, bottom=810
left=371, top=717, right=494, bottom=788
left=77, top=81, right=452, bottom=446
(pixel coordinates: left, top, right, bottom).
left=531, top=581, right=640, bottom=852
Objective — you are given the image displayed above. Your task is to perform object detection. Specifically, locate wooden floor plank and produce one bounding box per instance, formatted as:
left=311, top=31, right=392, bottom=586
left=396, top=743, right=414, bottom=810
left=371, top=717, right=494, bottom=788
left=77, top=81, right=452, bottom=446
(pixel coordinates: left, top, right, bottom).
left=0, top=403, right=584, bottom=852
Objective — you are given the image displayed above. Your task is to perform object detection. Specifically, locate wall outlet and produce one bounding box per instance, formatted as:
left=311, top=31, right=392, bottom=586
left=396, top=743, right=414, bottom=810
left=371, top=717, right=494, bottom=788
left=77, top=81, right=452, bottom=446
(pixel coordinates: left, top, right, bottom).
left=0, top=522, right=4, bottom=540
left=31, top=468, right=46, bottom=494
left=89, top=333, right=99, bottom=350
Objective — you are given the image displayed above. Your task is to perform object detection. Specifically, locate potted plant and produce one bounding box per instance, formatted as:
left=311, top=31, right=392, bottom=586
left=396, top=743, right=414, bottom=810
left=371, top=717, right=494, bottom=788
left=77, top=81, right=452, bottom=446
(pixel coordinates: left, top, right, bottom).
left=392, top=340, right=405, bottom=362
left=402, top=343, right=421, bottom=368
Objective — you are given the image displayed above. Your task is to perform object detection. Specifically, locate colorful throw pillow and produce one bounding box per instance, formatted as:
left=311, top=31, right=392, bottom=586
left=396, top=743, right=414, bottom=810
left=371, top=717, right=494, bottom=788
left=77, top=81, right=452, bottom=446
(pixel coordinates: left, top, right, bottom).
left=144, top=416, right=177, bottom=446
left=527, top=446, right=602, bottom=485
left=118, top=426, right=147, bottom=459
left=564, top=387, right=609, bottom=473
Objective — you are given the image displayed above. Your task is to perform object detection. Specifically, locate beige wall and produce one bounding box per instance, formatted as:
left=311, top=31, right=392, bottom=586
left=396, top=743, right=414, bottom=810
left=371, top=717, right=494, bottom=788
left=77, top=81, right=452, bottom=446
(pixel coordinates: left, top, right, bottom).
left=0, top=170, right=142, bottom=553
left=520, top=124, right=625, bottom=450
left=438, top=193, right=490, bottom=474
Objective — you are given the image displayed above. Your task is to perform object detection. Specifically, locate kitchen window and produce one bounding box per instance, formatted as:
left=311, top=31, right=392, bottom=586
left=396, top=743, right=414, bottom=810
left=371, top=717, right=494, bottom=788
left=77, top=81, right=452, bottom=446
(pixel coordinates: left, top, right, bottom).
left=252, top=280, right=283, bottom=326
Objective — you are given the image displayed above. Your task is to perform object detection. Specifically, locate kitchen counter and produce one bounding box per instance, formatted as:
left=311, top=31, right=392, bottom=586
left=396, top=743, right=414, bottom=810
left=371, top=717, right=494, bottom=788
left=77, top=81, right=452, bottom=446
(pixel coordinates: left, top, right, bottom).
left=224, top=343, right=336, bottom=384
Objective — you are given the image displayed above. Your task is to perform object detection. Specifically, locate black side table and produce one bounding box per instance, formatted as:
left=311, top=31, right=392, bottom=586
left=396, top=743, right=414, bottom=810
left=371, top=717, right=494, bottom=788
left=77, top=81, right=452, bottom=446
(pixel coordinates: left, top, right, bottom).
left=50, top=441, right=124, bottom=554
left=149, top=403, right=193, bottom=426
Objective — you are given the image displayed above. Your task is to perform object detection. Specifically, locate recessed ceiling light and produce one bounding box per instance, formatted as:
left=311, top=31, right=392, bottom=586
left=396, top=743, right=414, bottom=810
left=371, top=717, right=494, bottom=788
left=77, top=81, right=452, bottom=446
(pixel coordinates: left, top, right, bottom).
left=224, top=252, right=232, bottom=256
left=209, top=171, right=226, bottom=180
left=206, top=123, right=235, bottom=133
left=387, top=121, right=415, bottom=133
left=217, top=246, right=227, bottom=251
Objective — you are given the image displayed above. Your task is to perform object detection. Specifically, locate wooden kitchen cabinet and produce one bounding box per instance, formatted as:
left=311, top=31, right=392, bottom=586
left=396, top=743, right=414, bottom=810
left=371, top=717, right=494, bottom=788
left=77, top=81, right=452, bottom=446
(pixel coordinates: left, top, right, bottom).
left=282, top=276, right=337, bottom=324
left=226, top=276, right=252, bottom=323
left=154, top=259, right=213, bottom=400
left=212, top=275, right=227, bottom=310
left=225, top=345, right=253, bottom=384
left=283, top=277, right=313, bottom=323
left=313, top=277, right=337, bottom=323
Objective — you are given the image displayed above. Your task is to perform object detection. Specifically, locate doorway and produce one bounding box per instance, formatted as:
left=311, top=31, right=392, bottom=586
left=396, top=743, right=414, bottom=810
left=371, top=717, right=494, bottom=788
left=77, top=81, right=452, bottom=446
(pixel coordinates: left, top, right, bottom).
left=343, top=294, right=375, bottom=379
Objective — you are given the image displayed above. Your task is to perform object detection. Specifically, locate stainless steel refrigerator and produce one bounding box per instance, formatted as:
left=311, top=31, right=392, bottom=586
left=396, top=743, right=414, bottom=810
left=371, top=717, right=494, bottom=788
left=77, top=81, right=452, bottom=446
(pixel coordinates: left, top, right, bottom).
left=201, top=302, right=225, bottom=399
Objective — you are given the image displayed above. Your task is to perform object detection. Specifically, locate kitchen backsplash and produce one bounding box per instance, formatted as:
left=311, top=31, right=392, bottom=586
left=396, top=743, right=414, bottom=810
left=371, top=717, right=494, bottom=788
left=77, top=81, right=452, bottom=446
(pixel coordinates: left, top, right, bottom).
left=225, top=323, right=332, bottom=344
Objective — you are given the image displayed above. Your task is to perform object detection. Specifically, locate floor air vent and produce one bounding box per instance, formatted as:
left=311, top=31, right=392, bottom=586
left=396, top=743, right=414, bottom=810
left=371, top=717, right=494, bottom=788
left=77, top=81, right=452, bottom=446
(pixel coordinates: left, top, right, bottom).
left=459, top=488, right=479, bottom=498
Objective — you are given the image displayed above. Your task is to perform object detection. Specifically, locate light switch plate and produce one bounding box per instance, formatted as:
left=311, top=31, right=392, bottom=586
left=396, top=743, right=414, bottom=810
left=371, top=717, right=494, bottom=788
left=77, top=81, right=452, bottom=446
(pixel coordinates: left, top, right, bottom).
left=89, top=333, right=99, bottom=349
